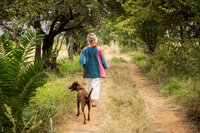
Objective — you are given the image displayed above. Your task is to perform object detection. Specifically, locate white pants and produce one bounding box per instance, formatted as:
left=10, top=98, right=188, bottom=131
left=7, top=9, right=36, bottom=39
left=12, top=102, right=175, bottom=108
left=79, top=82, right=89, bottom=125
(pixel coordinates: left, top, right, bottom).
left=86, top=78, right=101, bottom=100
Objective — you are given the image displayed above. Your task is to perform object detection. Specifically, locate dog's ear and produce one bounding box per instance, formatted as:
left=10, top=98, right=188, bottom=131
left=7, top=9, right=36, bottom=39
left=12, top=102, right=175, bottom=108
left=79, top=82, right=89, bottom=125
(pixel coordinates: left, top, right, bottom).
left=73, top=81, right=78, bottom=85
left=74, top=81, right=78, bottom=84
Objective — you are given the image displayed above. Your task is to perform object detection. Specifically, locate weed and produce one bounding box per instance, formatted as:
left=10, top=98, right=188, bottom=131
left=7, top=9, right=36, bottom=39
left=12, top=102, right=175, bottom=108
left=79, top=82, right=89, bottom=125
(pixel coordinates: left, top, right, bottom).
left=120, top=46, right=134, bottom=53
left=112, top=57, right=127, bottom=63
left=133, top=55, right=148, bottom=68
left=161, top=81, right=181, bottom=97
left=58, top=56, right=82, bottom=77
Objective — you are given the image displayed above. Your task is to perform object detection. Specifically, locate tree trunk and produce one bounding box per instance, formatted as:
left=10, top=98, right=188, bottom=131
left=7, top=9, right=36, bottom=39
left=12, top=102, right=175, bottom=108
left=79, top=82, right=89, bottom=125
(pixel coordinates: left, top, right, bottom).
left=77, top=42, right=81, bottom=54
left=67, top=37, right=74, bottom=61
left=34, top=19, right=42, bottom=61
left=42, top=35, right=55, bottom=68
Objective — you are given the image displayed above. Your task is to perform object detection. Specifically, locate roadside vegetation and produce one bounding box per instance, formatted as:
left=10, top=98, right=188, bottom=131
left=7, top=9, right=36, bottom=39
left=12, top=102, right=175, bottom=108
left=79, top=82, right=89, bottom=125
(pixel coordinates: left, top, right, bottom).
left=100, top=57, right=154, bottom=133
left=120, top=42, right=200, bottom=127
left=25, top=56, right=83, bottom=132
left=0, top=32, right=83, bottom=132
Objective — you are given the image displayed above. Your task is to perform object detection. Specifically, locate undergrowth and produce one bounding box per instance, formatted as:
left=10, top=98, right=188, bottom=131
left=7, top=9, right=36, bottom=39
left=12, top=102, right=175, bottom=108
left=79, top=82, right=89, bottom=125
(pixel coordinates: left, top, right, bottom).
left=57, top=56, right=82, bottom=77
left=123, top=41, right=200, bottom=128
left=23, top=55, right=82, bottom=132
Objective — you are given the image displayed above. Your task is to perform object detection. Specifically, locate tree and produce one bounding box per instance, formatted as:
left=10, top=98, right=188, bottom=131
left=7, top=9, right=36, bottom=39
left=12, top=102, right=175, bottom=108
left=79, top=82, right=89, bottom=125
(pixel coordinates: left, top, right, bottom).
left=0, top=0, right=106, bottom=69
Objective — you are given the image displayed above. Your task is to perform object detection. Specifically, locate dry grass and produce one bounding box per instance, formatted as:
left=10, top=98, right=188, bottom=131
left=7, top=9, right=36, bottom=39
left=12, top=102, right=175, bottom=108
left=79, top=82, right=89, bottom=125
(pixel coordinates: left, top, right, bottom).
left=100, top=58, right=154, bottom=133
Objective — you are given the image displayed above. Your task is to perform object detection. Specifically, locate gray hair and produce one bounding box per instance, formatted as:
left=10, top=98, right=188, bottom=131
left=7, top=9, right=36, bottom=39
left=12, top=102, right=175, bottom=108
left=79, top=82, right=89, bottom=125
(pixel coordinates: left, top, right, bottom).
left=87, top=33, right=98, bottom=44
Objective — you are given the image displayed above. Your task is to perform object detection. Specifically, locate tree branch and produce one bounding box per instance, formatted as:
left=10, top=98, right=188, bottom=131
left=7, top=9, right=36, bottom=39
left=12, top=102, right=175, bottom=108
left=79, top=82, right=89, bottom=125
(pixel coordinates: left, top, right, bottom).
left=62, top=17, right=87, bottom=32
left=49, top=17, right=58, bottom=36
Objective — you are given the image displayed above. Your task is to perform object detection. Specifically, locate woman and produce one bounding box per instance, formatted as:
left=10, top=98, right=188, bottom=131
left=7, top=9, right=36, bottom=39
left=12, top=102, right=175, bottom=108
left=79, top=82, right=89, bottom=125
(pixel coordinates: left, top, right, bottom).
left=79, top=33, right=108, bottom=107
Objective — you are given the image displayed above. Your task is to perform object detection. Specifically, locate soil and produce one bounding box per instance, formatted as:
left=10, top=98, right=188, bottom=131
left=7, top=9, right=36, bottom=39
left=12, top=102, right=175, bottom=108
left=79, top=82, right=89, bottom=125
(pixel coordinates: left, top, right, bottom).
left=58, top=45, right=197, bottom=133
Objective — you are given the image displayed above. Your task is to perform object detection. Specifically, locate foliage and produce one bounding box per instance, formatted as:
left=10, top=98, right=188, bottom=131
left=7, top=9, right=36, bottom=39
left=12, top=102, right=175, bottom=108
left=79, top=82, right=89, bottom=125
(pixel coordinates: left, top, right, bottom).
left=0, top=31, right=49, bottom=132
left=172, top=79, right=200, bottom=122
left=149, top=38, right=200, bottom=79
left=23, top=55, right=83, bottom=132
left=133, top=55, right=148, bottom=69
left=58, top=56, right=83, bottom=77
left=25, top=78, right=75, bottom=132
left=161, top=81, right=181, bottom=97
left=127, top=37, right=200, bottom=126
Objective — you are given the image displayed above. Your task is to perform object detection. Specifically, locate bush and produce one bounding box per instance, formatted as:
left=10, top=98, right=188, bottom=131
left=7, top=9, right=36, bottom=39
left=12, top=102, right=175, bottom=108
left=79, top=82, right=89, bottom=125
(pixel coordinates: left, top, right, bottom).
left=58, top=56, right=83, bottom=77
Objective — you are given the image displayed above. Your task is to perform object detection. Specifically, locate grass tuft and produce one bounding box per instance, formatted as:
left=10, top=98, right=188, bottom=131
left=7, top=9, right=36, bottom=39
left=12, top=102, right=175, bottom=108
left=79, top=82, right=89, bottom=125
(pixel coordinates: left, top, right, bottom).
left=58, top=56, right=83, bottom=77
left=161, top=81, right=181, bottom=97
left=111, top=57, right=127, bottom=63
left=133, top=55, right=148, bottom=69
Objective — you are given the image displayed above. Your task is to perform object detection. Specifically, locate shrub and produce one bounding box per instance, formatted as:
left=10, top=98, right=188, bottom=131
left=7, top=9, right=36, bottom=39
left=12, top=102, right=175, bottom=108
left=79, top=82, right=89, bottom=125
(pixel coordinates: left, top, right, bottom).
left=58, top=56, right=82, bottom=77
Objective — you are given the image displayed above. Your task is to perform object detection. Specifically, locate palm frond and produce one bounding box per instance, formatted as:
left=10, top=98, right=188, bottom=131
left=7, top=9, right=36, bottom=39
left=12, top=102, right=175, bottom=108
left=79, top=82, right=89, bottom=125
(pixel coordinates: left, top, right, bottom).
left=0, top=34, right=15, bottom=56
left=0, top=30, right=49, bottom=131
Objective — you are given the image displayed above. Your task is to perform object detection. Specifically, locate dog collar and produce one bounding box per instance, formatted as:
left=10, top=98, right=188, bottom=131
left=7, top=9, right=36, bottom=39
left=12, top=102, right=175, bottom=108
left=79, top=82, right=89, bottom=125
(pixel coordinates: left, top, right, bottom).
left=76, top=85, right=82, bottom=91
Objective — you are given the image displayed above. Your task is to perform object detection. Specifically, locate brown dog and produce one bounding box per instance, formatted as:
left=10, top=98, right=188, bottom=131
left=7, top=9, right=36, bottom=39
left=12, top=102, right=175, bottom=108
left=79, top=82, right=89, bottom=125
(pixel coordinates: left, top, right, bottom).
left=68, top=81, right=93, bottom=124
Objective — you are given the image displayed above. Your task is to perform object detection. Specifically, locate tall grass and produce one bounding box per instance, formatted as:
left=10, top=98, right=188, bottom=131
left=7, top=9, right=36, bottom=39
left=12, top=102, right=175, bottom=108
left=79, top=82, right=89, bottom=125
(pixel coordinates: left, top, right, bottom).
left=125, top=42, right=200, bottom=128
left=100, top=57, right=154, bottom=133
left=23, top=55, right=83, bottom=132
left=57, top=56, right=83, bottom=77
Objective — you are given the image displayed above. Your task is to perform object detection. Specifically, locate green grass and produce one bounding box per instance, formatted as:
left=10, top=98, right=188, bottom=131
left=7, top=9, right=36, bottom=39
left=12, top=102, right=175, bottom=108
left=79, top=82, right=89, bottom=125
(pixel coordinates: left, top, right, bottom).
left=120, top=46, right=134, bottom=53
left=161, top=81, right=181, bottom=97
left=172, top=80, right=200, bottom=123
left=133, top=55, right=148, bottom=68
left=58, top=56, right=83, bottom=77
left=22, top=55, right=83, bottom=132
left=25, top=78, right=76, bottom=132
left=111, top=57, right=127, bottom=63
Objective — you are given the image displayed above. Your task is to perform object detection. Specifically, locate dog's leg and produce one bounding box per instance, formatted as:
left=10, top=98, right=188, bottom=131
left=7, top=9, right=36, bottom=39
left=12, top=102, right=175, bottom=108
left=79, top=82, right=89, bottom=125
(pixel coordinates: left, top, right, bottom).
left=82, top=105, right=86, bottom=124
left=76, top=101, right=80, bottom=116
left=87, top=103, right=91, bottom=121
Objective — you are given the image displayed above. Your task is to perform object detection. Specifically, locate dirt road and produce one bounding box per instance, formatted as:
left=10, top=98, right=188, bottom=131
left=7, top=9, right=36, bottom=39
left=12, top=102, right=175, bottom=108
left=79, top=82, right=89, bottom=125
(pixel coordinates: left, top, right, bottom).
left=58, top=45, right=197, bottom=133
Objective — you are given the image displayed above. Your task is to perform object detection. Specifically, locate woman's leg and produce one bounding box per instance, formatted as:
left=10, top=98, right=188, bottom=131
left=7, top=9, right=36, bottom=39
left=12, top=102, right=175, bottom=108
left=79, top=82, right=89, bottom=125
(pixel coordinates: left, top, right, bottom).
left=91, top=78, right=101, bottom=100
left=86, top=78, right=92, bottom=92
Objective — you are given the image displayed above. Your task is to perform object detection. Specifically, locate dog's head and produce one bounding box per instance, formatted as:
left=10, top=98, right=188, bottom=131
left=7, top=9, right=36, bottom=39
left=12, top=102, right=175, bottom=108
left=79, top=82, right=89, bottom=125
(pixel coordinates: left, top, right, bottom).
left=68, top=81, right=79, bottom=92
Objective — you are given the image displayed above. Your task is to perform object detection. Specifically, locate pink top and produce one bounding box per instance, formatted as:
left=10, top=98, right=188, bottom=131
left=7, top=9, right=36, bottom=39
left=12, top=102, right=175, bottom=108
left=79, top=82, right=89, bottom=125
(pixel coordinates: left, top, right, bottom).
left=97, top=47, right=106, bottom=78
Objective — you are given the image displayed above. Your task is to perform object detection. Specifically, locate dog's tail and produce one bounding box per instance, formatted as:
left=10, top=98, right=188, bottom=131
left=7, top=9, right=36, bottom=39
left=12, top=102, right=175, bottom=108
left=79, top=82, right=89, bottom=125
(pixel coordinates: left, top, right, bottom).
left=85, top=88, right=93, bottom=99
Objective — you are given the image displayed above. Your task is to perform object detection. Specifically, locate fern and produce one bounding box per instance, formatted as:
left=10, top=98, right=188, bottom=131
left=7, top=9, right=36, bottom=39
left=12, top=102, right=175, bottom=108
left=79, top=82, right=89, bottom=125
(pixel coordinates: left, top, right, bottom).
left=0, top=30, right=49, bottom=132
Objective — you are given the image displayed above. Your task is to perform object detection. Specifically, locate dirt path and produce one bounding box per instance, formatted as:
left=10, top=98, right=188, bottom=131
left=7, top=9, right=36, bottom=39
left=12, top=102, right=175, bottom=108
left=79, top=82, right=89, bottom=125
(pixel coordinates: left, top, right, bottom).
left=58, top=45, right=197, bottom=133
